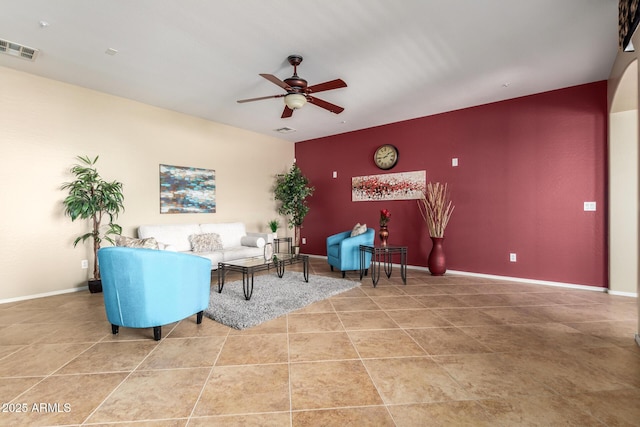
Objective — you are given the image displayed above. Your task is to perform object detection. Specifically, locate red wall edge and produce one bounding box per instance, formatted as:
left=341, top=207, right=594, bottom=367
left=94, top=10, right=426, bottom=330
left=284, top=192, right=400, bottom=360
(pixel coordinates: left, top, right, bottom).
left=294, top=82, right=608, bottom=287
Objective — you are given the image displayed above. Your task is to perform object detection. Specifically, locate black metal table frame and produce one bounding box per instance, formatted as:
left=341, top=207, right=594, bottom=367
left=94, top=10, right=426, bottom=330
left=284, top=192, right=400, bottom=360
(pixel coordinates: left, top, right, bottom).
left=217, top=254, right=309, bottom=300
left=359, top=244, right=407, bottom=287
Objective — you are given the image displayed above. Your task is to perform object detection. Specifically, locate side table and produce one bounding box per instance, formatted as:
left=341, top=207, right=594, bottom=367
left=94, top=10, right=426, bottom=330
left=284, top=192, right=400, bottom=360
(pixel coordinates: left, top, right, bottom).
left=273, top=237, right=292, bottom=254
left=359, top=244, right=407, bottom=287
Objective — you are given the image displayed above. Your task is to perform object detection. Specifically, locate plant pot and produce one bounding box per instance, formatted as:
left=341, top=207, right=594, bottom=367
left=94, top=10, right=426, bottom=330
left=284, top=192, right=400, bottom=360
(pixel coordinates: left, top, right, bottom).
left=428, top=237, right=446, bottom=276
left=291, top=245, right=300, bottom=257
left=88, top=279, right=102, bottom=293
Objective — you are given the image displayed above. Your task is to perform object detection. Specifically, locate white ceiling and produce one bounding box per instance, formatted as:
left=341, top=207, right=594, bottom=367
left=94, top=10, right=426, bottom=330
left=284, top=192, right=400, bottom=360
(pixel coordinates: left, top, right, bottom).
left=0, top=0, right=619, bottom=143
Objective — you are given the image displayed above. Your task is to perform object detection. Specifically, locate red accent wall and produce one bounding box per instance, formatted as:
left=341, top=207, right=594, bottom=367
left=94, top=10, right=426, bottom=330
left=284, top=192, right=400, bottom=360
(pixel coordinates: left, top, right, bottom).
left=295, top=82, right=608, bottom=287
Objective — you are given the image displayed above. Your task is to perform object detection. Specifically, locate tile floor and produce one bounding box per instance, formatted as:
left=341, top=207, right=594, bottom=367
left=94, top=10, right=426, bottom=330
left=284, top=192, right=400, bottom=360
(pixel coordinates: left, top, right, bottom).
left=0, top=257, right=639, bottom=426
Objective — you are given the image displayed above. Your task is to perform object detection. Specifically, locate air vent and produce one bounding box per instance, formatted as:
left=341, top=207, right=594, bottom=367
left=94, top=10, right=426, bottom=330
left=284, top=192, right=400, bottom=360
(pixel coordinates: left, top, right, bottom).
left=274, top=127, right=296, bottom=134
left=0, top=39, right=39, bottom=61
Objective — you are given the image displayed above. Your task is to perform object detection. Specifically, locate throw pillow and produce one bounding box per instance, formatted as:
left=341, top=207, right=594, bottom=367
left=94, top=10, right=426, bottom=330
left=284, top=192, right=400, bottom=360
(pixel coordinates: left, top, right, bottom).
left=350, top=223, right=367, bottom=237
left=115, top=235, right=159, bottom=249
left=189, top=233, right=223, bottom=253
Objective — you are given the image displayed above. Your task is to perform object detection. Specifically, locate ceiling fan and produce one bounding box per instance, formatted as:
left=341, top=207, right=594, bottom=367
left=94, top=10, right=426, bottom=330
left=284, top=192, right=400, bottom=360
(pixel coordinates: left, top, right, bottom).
left=237, top=54, right=347, bottom=118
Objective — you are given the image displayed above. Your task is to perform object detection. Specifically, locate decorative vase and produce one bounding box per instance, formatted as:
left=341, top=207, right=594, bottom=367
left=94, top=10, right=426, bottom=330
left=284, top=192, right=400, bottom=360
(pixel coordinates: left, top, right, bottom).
left=379, top=225, right=389, bottom=246
left=428, top=237, right=446, bottom=275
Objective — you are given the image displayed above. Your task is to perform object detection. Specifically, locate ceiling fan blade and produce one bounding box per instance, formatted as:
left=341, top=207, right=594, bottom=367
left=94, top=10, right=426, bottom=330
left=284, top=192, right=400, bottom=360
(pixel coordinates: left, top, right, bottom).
left=237, top=94, right=284, bottom=103
left=260, top=73, right=291, bottom=90
left=307, top=96, right=344, bottom=114
left=306, top=78, right=347, bottom=94
left=281, top=106, right=294, bottom=118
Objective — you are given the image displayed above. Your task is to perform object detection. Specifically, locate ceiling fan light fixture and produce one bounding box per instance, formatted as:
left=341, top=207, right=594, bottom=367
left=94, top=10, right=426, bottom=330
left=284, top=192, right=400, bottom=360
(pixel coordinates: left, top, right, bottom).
left=284, top=93, right=307, bottom=109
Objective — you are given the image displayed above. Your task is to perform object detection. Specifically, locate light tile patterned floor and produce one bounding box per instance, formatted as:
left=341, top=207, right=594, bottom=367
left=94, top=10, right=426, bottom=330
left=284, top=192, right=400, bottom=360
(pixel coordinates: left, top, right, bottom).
left=0, top=257, right=638, bottom=426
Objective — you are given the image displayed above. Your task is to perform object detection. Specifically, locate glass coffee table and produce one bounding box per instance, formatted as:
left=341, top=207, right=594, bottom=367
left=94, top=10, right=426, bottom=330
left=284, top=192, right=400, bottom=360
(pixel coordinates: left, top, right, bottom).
left=217, top=253, right=309, bottom=300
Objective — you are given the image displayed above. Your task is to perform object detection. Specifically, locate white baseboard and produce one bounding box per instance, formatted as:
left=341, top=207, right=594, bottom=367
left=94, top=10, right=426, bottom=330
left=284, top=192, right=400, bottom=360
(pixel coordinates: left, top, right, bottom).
left=310, top=254, right=621, bottom=295
left=445, top=269, right=608, bottom=293
left=0, top=286, right=88, bottom=305
left=607, top=290, right=638, bottom=298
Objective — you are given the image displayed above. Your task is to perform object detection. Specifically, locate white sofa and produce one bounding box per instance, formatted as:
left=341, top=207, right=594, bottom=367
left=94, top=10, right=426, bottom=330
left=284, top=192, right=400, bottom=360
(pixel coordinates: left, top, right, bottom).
left=138, top=222, right=269, bottom=269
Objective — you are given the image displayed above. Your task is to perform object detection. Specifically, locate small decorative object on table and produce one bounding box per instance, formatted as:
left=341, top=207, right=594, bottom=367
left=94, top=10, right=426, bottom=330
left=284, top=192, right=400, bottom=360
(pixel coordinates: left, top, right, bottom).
left=417, top=182, right=455, bottom=275
left=379, top=208, right=391, bottom=246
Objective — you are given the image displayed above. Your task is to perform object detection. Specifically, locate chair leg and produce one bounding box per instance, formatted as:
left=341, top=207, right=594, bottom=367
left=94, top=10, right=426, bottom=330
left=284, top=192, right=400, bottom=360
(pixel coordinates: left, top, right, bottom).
left=111, top=324, right=119, bottom=335
left=153, top=326, right=162, bottom=341
left=342, top=271, right=345, bottom=278
left=197, top=310, right=204, bottom=324
left=330, top=266, right=334, bottom=271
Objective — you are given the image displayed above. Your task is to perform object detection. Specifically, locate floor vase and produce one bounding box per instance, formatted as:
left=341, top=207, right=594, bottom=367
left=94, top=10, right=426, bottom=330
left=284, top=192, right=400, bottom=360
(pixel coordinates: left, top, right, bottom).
left=428, top=237, right=446, bottom=275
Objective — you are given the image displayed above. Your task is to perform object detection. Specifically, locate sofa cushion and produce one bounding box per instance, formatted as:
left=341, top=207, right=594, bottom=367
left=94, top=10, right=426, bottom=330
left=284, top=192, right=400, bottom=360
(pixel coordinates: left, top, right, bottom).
left=200, top=222, right=246, bottom=248
left=350, top=223, right=367, bottom=237
left=222, top=246, right=264, bottom=261
left=116, top=235, right=159, bottom=249
left=138, top=224, right=201, bottom=252
left=193, top=250, right=224, bottom=267
left=189, top=233, right=223, bottom=253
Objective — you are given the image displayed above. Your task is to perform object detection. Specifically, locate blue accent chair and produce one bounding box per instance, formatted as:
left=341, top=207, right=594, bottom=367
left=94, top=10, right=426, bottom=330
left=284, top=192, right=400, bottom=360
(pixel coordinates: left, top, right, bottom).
left=97, top=247, right=212, bottom=340
left=326, top=228, right=375, bottom=277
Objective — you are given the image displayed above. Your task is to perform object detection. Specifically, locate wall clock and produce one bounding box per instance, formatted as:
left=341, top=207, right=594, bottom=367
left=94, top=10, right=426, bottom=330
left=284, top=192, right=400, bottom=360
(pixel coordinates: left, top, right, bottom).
left=374, top=144, right=399, bottom=170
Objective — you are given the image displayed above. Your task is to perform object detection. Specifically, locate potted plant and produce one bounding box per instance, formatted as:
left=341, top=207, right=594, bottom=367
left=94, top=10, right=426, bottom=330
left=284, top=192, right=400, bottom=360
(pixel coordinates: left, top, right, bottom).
left=417, top=182, right=454, bottom=275
left=273, top=164, right=314, bottom=254
left=61, top=155, right=125, bottom=292
left=268, top=219, right=280, bottom=234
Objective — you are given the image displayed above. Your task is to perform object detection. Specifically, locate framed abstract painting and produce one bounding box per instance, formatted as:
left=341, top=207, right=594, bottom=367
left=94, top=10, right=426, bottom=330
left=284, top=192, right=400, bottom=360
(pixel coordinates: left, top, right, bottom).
left=352, top=170, right=426, bottom=202
left=159, top=164, right=216, bottom=213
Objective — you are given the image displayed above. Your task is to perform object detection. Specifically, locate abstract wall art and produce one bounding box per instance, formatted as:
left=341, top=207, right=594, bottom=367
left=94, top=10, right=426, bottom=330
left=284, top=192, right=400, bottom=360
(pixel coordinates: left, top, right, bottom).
left=159, top=164, right=216, bottom=213
left=352, top=170, right=426, bottom=202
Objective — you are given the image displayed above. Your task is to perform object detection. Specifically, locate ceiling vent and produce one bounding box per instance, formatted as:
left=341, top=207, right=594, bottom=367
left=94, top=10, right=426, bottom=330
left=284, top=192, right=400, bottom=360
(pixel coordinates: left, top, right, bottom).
left=0, top=39, right=39, bottom=61
left=274, top=127, right=296, bottom=134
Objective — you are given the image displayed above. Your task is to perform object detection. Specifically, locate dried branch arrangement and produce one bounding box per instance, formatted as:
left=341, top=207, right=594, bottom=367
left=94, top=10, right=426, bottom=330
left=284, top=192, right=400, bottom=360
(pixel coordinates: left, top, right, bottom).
left=418, top=182, right=455, bottom=238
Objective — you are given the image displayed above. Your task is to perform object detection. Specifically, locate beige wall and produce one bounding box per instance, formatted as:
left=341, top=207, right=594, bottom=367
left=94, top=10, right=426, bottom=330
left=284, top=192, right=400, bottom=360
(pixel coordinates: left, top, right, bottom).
left=609, top=109, right=638, bottom=295
left=0, top=66, right=293, bottom=301
left=608, top=28, right=640, bottom=341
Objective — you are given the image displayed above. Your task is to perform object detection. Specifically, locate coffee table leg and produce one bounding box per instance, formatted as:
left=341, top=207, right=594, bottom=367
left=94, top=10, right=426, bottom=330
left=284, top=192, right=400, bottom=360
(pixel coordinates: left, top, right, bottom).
left=217, top=263, right=225, bottom=293
left=303, top=257, right=309, bottom=282
left=242, top=271, right=254, bottom=300
left=276, top=260, right=285, bottom=278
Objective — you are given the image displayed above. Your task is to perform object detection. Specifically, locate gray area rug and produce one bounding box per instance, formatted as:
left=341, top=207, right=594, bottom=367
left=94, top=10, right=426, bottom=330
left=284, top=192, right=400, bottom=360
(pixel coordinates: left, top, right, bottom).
left=204, top=272, right=360, bottom=329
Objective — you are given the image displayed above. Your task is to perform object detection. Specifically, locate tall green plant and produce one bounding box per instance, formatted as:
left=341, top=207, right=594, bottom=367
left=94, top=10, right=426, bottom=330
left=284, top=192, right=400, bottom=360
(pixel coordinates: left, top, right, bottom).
left=273, top=164, right=314, bottom=247
left=61, top=155, right=124, bottom=280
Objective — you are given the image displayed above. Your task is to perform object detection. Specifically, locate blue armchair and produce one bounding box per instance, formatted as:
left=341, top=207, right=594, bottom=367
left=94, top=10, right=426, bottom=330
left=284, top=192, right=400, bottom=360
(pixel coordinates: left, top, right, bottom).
left=97, top=247, right=212, bottom=340
left=326, top=228, right=375, bottom=277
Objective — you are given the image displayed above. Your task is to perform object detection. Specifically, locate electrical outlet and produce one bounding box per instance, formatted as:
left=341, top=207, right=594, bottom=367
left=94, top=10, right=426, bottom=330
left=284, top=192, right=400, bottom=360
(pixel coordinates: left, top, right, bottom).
left=452, top=158, right=459, bottom=167
left=302, top=237, right=307, bottom=244
left=509, top=253, right=517, bottom=262
left=81, top=260, right=89, bottom=269
left=332, top=171, right=337, bottom=178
